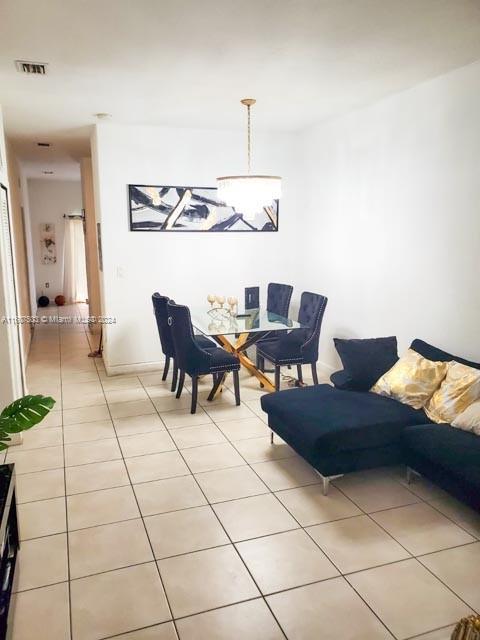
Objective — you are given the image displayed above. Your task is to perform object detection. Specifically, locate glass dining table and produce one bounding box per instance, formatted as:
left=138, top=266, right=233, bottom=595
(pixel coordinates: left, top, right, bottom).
left=190, top=306, right=304, bottom=393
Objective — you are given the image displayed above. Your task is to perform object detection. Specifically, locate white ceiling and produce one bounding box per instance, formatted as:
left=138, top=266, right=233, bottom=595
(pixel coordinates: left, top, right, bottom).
left=1, top=0, right=480, bottom=175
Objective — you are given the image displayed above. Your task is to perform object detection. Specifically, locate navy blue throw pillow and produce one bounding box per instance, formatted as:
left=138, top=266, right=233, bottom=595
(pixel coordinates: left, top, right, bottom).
left=333, top=336, right=398, bottom=391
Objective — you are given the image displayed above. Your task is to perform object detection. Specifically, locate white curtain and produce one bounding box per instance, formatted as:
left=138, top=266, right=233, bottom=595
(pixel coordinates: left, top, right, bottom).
left=63, top=218, right=88, bottom=304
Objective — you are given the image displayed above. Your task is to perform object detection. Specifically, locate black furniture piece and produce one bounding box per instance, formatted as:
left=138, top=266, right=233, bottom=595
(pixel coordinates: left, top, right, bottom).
left=266, top=282, right=293, bottom=317
left=255, top=282, right=293, bottom=371
left=0, top=464, right=19, bottom=638
left=401, top=339, right=480, bottom=511
left=261, top=338, right=480, bottom=509
left=257, top=292, right=328, bottom=391
left=167, top=301, right=241, bottom=413
left=152, top=293, right=214, bottom=392
left=331, top=336, right=398, bottom=391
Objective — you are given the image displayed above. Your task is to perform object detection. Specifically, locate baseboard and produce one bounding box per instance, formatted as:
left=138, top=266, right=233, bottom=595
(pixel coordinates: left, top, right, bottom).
left=104, top=359, right=165, bottom=377
left=104, top=358, right=335, bottom=378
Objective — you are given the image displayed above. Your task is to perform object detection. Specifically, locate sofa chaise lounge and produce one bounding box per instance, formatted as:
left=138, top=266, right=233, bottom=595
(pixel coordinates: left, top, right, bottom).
left=260, top=339, right=480, bottom=510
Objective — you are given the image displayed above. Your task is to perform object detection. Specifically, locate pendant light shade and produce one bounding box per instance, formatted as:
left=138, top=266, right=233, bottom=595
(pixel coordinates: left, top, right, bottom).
left=217, top=99, right=281, bottom=220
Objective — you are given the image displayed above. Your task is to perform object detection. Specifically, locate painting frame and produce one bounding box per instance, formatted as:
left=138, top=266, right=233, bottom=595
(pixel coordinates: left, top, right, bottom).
left=39, top=222, right=57, bottom=265
left=127, top=183, right=279, bottom=233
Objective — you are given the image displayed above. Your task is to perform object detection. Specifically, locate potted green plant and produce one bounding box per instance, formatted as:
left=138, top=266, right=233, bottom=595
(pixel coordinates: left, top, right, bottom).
left=0, top=394, right=55, bottom=634
left=0, top=395, right=56, bottom=451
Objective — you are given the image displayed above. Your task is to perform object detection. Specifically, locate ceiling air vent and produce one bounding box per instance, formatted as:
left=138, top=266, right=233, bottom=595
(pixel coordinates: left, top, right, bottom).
left=15, top=60, right=48, bottom=75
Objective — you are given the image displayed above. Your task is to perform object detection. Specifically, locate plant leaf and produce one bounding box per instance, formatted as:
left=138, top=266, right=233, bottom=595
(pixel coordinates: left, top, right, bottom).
left=0, top=395, right=56, bottom=434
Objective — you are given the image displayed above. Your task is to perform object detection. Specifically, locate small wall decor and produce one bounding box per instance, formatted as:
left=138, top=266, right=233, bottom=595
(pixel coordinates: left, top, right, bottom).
left=128, top=184, right=278, bottom=232
left=40, top=223, right=56, bottom=264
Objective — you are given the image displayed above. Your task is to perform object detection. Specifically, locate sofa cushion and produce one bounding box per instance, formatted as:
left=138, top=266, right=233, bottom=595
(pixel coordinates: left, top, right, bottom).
left=403, top=423, right=480, bottom=490
left=411, top=339, right=480, bottom=370
left=330, top=370, right=352, bottom=390
left=371, top=349, right=447, bottom=410
left=333, top=336, right=398, bottom=391
left=260, top=384, right=428, bottom=454
left=425, top=362, right=480, bottom=424
left=452, top=400, right=480, bottom=435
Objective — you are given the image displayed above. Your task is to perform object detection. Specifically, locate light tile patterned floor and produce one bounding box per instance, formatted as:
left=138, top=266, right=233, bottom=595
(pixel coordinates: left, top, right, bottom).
left=8, top=305, right=480, bottom=639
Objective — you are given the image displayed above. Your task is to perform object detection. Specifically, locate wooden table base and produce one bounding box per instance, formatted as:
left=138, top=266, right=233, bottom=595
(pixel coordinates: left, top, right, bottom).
left=215, top=333, right=275, bottom=393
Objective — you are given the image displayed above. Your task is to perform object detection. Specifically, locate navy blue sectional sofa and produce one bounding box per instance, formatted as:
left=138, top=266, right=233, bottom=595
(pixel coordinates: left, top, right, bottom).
left=260, top=339, right=480, bottom=510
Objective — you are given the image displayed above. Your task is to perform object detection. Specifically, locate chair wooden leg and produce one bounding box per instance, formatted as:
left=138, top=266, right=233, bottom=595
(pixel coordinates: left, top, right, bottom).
left=297, top=364, right=303, bottom=384
left=311, top=363, right=319, bottom=385
left=233, top=370, right=240, bottom=405
left=256, top=353, right=265, bottom=372
left=274, top=365, right=281, bottom=392
left=257, top=353, right=266, bottom=387
left=191, top=376, right=198, bottom=414
left=162, top=356, right=170, bottom=381
left=207, top=373, right=223, bottom=401
left=171, top=361, right=178, bottom=392
left=175, top=370, right=185, bottom=399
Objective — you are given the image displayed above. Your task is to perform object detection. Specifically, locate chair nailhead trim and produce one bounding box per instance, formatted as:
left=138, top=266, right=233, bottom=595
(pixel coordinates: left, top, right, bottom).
left=210, top=365, right=240, bottom=371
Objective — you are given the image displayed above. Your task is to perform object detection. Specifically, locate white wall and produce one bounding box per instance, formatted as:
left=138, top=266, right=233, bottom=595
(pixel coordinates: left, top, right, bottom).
left=92, top=123, right=303, bottom=372
left=300, top=60, right=480, bottom=369
left=27, top=179, right=82, bottom=301
left=92, top=61, right=480, bottom=375
left=0, top=105, right=23, bottom=404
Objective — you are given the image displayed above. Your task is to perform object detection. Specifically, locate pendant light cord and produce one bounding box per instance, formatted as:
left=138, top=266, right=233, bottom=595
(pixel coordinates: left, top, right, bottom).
left=240, top=98, right=257, bottom=174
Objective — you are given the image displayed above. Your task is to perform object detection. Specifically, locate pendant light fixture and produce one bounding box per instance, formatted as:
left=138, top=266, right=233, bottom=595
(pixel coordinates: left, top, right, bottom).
left=217, top=99, right=281, bottom=220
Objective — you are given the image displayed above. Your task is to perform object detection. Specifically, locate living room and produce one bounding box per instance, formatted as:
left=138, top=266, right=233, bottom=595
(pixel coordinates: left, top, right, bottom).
left=0, top=1, right=479, bottom=639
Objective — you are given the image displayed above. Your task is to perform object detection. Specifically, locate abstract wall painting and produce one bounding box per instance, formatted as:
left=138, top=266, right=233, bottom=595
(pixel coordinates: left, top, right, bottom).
left=128, top=184, right=278, bottom=232
left=40, top=223, right=57, bottom=264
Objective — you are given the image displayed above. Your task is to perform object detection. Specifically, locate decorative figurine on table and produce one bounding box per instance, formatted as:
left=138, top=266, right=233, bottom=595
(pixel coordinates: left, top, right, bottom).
left=207, top=294, right=238, bottom=318
left=227, top=296, right=238, bottom=317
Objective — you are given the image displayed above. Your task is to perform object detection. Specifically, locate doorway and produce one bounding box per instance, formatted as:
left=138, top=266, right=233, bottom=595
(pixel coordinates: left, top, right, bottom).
left=63, top=214, right=88, bottom=304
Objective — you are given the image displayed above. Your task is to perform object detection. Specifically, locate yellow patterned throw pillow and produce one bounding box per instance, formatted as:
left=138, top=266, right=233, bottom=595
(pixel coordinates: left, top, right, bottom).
left=451, top=400, right=480, bottom=435
left=371, top=349, right=447, bottom=410
left=425, top=362, right=480, bottom=424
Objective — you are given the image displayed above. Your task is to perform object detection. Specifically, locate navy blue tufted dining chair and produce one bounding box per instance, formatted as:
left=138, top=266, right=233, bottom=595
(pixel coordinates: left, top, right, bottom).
left=152, top=293, right=215, bottom=392
left=266, top=282, right=293, bottom=317
left=167, top=301, right=241, bottom=413
left=255, top=282, right=293, bottom=370
left=256, top=291, right=328, bottom=391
